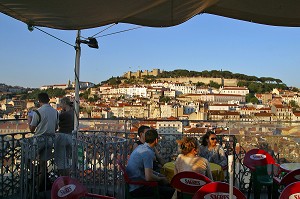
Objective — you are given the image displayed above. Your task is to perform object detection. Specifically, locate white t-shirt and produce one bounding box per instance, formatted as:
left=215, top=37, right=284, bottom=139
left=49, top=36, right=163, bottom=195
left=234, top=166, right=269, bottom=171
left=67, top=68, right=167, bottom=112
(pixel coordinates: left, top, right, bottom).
left=174, top=154, right=213, bottom=180
left=30, top=104, right=58, bottom=136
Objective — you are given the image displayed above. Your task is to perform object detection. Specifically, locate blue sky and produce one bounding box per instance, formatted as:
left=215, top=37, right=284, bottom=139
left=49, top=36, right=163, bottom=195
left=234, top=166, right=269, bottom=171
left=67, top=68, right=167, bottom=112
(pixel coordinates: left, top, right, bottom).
left=1, top=13, right=300, bottom=88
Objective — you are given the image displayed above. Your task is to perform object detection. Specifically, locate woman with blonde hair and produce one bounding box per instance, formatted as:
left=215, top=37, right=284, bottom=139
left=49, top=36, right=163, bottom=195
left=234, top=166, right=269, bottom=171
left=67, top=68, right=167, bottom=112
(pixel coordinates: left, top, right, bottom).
left=174, top=136, right=213, bottom=179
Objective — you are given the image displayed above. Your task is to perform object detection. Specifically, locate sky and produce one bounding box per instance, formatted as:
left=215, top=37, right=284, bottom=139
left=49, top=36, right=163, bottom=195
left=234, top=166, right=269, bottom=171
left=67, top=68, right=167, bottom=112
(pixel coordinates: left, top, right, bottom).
left=1, top=13, right=300, bottom=88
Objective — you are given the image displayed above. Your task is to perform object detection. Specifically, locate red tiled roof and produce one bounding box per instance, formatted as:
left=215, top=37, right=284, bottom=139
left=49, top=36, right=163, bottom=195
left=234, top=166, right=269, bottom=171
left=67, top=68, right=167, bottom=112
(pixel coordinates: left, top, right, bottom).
left=254, top=112, right=272, bottom=117
left=185, top=127, right=206, bottom=133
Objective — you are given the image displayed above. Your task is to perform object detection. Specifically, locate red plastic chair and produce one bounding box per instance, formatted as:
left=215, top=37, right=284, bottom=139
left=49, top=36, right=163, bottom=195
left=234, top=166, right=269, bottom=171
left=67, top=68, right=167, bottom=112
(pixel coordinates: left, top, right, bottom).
left=116, top=160, right=159, bottom=199
left=279, top=181, right=300, bottom=199
left=192, top=182, right=246, bottom=199
left=243, top=149, right=275, bottom=171
left=51, top=176, right=116, bottom=199
left=170, top=171, right=212, bottom=198
left=243, top=149, right=275, bottom=199
left=273, top=168, right=300, bottom=199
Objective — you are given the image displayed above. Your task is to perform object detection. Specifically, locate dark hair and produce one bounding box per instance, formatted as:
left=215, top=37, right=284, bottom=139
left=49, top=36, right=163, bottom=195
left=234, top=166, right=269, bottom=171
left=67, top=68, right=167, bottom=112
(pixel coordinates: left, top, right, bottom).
left=177, top=137, right=199, bottom=155
left=145, top=129, right=158, bottom=144
left=38, top=93, right=50, bottom=103
left=201, top=131, right=216, bottom=146
left=61, top=97, right=73, bottom=107
left=138, top=125, right=150, bottom=137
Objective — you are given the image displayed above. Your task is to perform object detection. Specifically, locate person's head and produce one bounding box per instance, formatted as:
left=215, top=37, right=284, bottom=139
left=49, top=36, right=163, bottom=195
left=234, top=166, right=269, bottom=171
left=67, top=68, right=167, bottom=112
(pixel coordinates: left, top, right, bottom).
left=145, top=129, right=159, bottom=145
left=38, top=92, right=50, bottom=104
left=177, top=137, right=199, bottom=156
left=60, top=97, right=73, bottom=110
left=137, top=125, right=150, bottom=140
left=201, top=131, right=217, bottom=147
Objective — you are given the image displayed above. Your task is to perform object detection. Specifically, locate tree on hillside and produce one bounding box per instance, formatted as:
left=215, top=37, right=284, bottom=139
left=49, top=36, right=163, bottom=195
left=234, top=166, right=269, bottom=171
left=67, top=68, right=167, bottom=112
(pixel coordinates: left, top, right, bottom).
left=80, top=89, right=89, bottom=100
left=289, top=100, right=299, bottom=111
left=208, top=81, right=221, bottom=89
left=160, top=96, right=171, bottom=103
left=196, top=82, right=206, bottom=87
left=246, top=93, right=259, bottom=104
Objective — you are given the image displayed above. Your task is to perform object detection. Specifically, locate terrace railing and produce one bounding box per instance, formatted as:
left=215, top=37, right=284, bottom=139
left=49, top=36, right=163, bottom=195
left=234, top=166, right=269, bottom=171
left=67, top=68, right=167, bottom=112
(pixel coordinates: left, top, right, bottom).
left=1, top=118, right=300, bottom=198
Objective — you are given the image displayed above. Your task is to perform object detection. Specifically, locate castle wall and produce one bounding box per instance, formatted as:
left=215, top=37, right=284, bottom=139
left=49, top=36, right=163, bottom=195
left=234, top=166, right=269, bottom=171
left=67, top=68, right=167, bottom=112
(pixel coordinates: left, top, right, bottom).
left=158, top=77, right=237, bottom=86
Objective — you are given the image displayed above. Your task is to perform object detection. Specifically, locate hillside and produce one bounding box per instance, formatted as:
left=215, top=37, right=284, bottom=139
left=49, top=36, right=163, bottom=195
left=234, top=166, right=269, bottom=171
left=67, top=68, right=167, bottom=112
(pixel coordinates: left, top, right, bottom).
left=102, top=69, right=288, bottom=94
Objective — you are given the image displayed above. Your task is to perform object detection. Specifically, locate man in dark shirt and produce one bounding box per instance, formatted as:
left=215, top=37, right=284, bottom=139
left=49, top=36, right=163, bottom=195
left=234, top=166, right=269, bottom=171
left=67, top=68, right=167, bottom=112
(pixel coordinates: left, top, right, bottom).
left=55, top=97, right=74, bottom=176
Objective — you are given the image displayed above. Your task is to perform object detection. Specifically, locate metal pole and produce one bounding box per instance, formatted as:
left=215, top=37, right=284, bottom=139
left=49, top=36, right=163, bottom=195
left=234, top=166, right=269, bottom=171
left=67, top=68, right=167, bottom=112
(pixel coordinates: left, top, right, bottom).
left=72, top=30, right=81, bottom=176
left=74, top=30, right=81, bottom=132
left=228, top=154, right=234, bottom=199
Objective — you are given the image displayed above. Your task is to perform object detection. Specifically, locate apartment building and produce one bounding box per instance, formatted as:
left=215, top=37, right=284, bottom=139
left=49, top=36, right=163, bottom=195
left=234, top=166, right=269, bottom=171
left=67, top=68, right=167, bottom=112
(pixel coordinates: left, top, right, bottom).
left=156, top=120, right=182, bottom=134
left=219, top=86, right=249, bottom=96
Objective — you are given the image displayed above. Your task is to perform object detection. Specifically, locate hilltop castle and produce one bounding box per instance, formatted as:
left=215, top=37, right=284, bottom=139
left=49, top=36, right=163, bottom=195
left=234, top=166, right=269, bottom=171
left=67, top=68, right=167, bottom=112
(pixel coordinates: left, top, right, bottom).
left=123, top=69, right=161, bottom=79
left=122, top=69, right=237, bottom=86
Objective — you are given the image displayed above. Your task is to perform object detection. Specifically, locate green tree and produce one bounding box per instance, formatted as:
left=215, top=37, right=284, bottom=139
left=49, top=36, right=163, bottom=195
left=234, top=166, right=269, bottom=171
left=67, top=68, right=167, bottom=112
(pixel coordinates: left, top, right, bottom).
left=246, top=93, right=259, bottom=104
left=80, top=89, right=89, bottom=100
left=208, top=81, right=221, bottom=89
left=196, top=82, right=206, bottom=87
left=159, top=96, right=171, bottom=103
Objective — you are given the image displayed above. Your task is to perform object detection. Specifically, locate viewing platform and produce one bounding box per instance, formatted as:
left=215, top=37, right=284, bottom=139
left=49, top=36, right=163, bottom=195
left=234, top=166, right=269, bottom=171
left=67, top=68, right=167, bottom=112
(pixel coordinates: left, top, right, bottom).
left=1, top=118, right=300, bottom=198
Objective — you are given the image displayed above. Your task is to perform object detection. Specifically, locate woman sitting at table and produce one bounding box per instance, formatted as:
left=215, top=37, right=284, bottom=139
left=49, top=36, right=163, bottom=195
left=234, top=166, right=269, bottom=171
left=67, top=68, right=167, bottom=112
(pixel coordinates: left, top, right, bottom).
left=174, top=136, right=213, bottom=180
left=199, top=131, right=227, bottom=168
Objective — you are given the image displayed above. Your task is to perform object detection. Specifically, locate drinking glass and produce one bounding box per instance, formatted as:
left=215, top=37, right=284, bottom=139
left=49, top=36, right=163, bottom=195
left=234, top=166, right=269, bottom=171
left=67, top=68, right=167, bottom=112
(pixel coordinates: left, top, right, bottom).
left=273, top=165, right=279, bottom=177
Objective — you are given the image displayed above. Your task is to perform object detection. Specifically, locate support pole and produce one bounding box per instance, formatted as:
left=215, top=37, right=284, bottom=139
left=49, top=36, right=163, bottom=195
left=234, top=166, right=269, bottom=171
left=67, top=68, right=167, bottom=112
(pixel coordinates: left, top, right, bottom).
left=72, top=30, right=81, bottom=175
left=74, top=30, right=81, bottom=132
left=228, top=154, right=234, bottom=199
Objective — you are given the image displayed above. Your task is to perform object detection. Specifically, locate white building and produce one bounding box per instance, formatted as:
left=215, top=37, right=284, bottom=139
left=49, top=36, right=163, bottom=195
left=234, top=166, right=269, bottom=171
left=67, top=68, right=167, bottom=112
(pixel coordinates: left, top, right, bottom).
left=219, top=86, right=249, bottom=96
left=157, top=120, right=182, bottom=134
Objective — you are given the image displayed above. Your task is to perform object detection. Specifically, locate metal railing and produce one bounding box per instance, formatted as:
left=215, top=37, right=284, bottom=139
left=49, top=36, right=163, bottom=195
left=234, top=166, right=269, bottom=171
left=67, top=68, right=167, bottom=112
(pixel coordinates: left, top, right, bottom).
left=1, top=119, right=300, bottom=198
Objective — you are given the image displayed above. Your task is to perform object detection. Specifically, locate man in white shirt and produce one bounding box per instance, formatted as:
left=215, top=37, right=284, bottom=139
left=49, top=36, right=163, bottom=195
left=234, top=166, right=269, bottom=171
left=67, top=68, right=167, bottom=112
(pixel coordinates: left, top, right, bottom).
left=27, top=92, right=58, bottom=192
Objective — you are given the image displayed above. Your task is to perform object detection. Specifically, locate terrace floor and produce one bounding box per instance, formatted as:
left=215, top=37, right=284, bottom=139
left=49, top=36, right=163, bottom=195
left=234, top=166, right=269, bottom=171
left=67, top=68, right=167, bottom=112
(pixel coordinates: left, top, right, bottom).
left=3, top=188, right=271, bottom=199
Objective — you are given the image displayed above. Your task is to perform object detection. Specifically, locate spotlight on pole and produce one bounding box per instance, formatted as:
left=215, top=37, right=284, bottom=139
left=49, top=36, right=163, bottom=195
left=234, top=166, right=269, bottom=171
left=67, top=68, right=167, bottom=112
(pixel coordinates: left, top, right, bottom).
left=79, top=37, right=99, bottom=49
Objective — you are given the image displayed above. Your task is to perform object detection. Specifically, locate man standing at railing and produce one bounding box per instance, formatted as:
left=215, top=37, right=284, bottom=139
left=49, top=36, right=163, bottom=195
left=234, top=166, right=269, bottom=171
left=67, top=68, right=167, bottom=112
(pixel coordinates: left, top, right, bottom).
left=126, top=129, right=174, bottom=199
left=27, top=92, right=58, bottom=193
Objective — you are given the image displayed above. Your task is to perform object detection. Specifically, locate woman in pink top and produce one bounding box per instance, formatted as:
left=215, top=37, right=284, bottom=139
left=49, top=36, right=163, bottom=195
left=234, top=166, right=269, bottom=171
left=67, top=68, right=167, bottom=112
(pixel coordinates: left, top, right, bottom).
left=174, top=137, right=213, bottom=180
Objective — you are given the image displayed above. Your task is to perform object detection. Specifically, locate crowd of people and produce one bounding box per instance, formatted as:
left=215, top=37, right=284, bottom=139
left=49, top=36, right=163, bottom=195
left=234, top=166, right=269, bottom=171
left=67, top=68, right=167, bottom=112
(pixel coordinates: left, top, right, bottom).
left=27, top=92, right=228, bottom=199
left=126, top=126, right=228, bottom=199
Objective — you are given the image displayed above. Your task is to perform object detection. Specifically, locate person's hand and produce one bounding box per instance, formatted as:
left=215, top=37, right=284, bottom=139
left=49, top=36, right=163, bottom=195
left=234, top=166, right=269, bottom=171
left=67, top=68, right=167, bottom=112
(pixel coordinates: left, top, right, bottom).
left=159, top=176, right=169, bottom=185
left=27, top=111, right=33, bottom=125
left=153, top=171, right=165, bottom=177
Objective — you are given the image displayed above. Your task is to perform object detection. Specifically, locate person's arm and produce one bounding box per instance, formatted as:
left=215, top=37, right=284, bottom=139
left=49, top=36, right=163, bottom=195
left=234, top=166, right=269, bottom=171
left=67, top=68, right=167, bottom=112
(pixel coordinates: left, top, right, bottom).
left=217, top=146, right=228, bottom=167
left=28, top=111, right=37, bottom=133
left=145, top=168, right=168, bottom=184
left=154, top=147, right=166, bottom=166
left=174, top=161, right=178, bottom=175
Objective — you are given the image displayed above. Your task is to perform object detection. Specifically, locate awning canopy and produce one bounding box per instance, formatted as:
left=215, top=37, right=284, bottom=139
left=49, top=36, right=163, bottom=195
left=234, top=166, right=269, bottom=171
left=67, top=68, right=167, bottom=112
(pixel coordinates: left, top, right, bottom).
left=1, top=0, right=300, bottom=30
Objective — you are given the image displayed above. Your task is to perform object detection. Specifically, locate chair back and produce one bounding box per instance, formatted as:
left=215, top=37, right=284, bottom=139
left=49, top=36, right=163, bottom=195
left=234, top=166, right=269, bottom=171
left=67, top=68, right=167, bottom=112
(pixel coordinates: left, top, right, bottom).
left=243, top=149, right=275, bottom=171
left=51, top=176, right=116, bottom=199
left=279, top=168, right=300, bottom=186
left=116, top=160, right=130, bottom=183
left=192, top=182, right=246, bottom=199
left=170, top=171, right=212, bottom=194
left=279, top=181, right=300, bottom=199
left=116, top=160, right=159, bottom=199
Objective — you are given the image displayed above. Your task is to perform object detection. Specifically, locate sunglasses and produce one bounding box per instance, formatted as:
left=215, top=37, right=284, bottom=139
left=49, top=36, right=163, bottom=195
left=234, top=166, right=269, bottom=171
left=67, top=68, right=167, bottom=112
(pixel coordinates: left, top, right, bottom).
left=210, top=138, right=217, bottom=140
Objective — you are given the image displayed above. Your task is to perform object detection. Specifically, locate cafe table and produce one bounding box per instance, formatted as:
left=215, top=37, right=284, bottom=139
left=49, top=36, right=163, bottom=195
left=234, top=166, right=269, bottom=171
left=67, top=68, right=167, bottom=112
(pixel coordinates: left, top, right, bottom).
left=280, top=163, right=300, bottom=173
left=161, top=161, right=224, bottom=182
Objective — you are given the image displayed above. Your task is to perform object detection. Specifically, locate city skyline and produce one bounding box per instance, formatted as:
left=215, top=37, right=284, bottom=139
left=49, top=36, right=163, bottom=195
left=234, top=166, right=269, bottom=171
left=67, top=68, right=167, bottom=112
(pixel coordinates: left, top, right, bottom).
left=1, top=13, right=300, bottom=88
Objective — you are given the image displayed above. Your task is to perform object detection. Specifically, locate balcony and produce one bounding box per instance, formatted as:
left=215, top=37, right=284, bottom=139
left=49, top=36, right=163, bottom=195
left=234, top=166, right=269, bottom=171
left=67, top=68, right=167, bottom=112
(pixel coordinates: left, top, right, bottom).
left=1, top=118, right=300, bottom=198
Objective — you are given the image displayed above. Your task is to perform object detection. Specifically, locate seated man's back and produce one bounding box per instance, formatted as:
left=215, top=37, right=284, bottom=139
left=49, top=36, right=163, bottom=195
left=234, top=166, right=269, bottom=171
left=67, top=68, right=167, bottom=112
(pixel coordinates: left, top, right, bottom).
left=126, top=129, right=174, bottom=199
